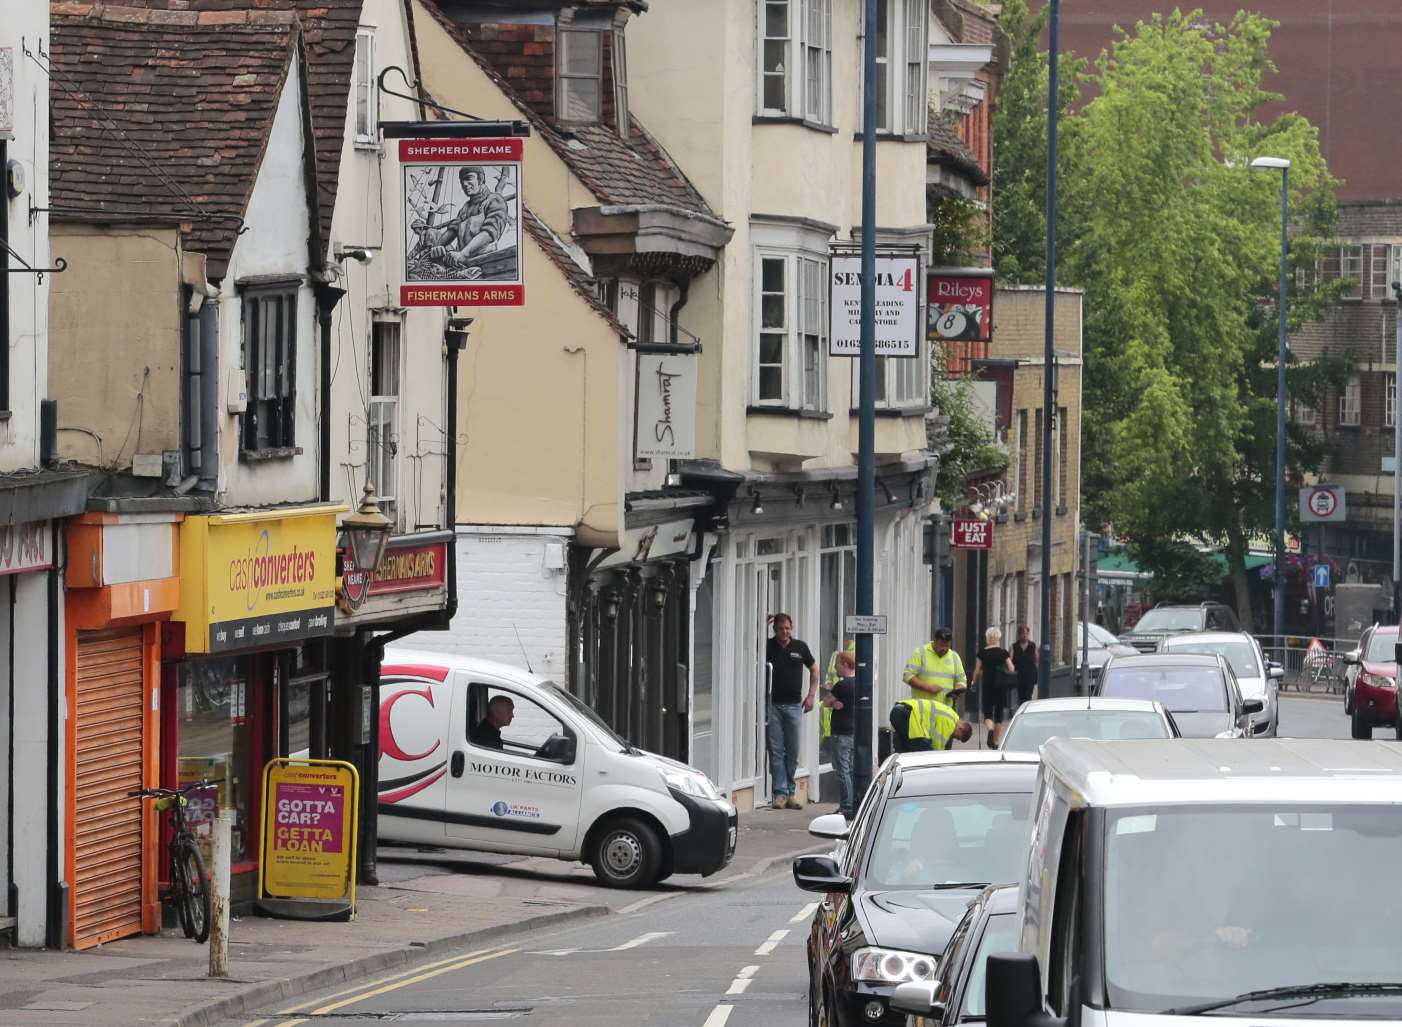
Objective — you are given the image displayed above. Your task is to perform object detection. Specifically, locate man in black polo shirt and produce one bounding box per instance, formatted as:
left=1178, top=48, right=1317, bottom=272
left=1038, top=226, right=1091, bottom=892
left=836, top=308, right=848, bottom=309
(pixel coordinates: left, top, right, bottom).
left=765, top=613, right=817, bottom=810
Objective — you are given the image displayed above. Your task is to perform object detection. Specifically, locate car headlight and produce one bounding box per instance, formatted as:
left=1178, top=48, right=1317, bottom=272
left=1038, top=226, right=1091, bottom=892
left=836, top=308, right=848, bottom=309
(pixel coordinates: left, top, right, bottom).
left=1361, top=673, right=1397, bottom=690
left=661, top=769, right=721, bottom=801
left=851, top=946, right=938, bottom=985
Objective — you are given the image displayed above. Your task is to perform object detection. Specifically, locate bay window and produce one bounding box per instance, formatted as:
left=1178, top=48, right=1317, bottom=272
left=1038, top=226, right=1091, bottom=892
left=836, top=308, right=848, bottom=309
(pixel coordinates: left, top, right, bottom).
left=859, top=0, right=927, bottom=135
left=752, top=250, right=829, bottom=413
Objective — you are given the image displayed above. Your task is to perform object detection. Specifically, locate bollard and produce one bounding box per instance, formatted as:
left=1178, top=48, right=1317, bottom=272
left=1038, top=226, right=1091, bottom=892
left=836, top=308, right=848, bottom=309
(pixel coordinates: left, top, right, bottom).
left=209, top=809, right=232, bottom=978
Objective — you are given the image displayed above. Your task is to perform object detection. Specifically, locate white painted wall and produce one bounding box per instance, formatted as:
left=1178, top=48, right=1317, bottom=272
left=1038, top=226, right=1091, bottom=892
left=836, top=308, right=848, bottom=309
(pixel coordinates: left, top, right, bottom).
left=1, top=0, right=48, bottom=471
left=218, top=58, right=319, bottom=506
left=324, top=0, right=450, bottom=533
left=12, top=568, right=57, bottom=946
left=410, top=527, right=572, bottom=679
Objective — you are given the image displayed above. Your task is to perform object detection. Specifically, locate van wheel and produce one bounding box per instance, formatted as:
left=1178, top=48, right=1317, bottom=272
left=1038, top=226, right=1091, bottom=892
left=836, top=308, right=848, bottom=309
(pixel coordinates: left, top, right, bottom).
left=1351, top=704, right=1373, bottom=740
left=589, top=817, right=662, bottom=888
left=655, top=851, right=675, bottom=885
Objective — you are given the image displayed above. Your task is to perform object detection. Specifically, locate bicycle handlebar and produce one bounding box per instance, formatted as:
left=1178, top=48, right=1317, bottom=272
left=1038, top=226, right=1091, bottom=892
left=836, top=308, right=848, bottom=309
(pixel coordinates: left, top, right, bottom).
left=127, top=779, right=219, bottom=799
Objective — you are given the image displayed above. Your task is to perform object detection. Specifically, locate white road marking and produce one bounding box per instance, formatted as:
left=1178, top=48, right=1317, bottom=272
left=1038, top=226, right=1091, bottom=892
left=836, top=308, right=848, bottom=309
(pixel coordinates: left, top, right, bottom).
left=736, top=965, right=760, bottom=979
left=754, top=928, right=789, bottom=956
left=726, top=979, right=752, bottom=995
left=701, top=1004, right=734, bottom=1027
left=791, top=902, right=819, bottom=923
left=532, top=930, right=673, bottom=956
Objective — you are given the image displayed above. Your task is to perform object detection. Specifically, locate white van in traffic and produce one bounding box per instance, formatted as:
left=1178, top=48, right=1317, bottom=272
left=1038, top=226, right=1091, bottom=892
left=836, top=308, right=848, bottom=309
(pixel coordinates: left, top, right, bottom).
left=981, top=738, right=1402, bottom=1027
left=377, top=650, right=736, bottom=888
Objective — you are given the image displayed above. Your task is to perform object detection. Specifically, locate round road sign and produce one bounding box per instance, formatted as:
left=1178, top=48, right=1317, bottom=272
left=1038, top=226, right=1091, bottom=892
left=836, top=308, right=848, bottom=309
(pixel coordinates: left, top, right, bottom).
left=1306, top=488, right=1338, bottom=518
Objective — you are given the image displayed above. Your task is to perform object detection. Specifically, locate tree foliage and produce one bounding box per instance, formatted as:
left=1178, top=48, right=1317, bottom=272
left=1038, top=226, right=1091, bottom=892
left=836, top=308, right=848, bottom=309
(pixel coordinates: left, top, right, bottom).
left=994, top=6, right=1343, bottom=630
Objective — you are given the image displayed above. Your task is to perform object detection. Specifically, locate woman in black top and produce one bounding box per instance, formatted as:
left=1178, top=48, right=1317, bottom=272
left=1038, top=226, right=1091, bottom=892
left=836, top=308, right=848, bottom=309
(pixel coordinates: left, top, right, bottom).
left=1012, top=624, right=1038, bottom=709
left=970, top=626, right=1016, bottom=748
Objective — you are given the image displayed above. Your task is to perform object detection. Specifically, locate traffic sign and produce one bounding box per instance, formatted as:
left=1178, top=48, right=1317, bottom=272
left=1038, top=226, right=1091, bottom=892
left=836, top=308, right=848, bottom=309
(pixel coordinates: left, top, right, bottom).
left=1313, top=563, right=1330, bottom=589
left=952, top=518, right=993, bottom=549
left=1299, top=485, right=1346, bottom=523
left=844, top=614, right=888, bottom=635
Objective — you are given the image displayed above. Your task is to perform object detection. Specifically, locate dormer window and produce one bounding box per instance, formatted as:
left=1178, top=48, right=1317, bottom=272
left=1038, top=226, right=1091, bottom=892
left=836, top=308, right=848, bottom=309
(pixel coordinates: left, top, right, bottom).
left=557, top=28, right=603, bottom=123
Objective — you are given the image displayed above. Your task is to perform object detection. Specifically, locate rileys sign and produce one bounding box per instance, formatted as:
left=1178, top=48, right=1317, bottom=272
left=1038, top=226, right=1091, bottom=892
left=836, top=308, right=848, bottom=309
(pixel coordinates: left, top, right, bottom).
left=635, top=352, right=697, bottom=459
left=0, top=521, right=51, bottom=575
left=928, top=271, right=993, bottom=343
left=830, top=254, right=922, bottom=357
left=400, top=138, right=524, bottom=307
left=952, top=518, right=993, bottom=549
left=339, top=537, right=448, bottom=614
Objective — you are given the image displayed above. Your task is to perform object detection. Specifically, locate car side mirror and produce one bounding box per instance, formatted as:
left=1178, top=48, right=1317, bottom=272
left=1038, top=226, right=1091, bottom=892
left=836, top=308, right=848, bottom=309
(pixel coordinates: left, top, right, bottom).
left=1345, top=650, right=1361, bottom=665
left=987, top=953, right=1059, bottom=1027
left=792, top=854, right=852, bottom=894
left=807, top=813, right=850, bottom=840
left=1243, top=698, right=1265, bottom=716
left=891, top=980, right=944, bottom=1017
left=1268, top=663, right=1285, bottom=680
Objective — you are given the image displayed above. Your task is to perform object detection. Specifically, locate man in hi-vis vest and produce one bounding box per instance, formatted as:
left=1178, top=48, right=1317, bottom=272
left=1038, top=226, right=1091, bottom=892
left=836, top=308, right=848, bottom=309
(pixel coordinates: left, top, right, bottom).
left=903, top=627, right=968, bottom=714
left=889, top=697, right=970, bottom=752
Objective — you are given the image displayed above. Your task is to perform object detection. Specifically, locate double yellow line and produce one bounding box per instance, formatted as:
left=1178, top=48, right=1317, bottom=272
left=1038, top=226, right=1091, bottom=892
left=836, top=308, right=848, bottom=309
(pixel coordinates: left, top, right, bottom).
left=243, top=945, right=517, bottom=1027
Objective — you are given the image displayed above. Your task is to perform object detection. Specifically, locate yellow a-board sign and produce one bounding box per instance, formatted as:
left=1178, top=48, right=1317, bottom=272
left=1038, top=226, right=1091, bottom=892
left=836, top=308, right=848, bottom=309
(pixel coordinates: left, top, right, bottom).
left=256, top=758, right=359, bottom=920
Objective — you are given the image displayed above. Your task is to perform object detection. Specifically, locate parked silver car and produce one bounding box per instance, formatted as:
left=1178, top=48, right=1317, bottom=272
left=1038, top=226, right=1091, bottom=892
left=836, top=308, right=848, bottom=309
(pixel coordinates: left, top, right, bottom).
left=1156, top=631, right=1280, bottom=736
left=999, top=696, right=1178, bottom=753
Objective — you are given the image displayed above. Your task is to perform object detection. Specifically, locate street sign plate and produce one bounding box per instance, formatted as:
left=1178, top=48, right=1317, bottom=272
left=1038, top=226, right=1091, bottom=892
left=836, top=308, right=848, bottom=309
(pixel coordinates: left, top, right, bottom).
left=1313, top=564, right=1330, bottom=589
left=952, top=518, right=993, bottom=549
left=844, top=614, right=888, bottom=635
left=1299, top=485, right=1345, bottom=523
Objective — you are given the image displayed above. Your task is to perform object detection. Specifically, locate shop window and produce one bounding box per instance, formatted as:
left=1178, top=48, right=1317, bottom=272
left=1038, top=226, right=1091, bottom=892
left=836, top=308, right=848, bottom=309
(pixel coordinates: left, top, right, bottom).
left=466, top=683, right=577, bottom=764
left=177, top=657, right=255, bottom=866
left=242, top=288, right=298, bottom=453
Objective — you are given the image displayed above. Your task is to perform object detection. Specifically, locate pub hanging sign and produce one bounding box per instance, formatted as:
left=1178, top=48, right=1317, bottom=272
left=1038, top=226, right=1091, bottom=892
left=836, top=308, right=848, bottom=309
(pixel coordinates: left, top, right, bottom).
left=401, top=138, right=525, bottom=307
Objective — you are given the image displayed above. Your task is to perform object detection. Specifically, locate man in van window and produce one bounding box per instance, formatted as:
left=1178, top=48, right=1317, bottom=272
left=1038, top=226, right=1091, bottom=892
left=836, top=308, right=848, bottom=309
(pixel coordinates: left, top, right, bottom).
left=766, top=613, right=817, bottom=810
left=471, top=695, right=515, bottom=750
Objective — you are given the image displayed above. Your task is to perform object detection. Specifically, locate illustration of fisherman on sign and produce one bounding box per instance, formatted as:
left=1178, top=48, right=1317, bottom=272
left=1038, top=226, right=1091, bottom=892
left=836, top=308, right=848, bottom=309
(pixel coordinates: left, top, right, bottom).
left=404, top=162, right=520, bottom=284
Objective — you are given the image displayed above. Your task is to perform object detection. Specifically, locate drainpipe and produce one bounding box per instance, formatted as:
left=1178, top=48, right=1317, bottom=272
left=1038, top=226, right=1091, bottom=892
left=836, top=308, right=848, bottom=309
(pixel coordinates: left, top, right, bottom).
left=667, top=280, right=690, bottom=347
left=313, top=283, right=347, bottom=503
left=46, top=521, right=64, bottom=948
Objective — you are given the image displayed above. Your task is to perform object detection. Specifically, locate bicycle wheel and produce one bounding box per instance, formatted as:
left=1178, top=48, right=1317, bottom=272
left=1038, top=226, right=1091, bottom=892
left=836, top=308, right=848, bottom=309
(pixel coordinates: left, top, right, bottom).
left=175, top=840, right=211, bottom=944
left=170, top=846, right=195, bottom=938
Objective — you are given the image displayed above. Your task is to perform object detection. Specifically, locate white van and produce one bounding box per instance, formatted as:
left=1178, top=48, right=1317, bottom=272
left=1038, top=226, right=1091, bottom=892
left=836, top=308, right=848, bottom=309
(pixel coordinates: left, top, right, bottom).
left=981, top=738, right=1402, bottom=1027
left=376, top=649, right=736, bottom=888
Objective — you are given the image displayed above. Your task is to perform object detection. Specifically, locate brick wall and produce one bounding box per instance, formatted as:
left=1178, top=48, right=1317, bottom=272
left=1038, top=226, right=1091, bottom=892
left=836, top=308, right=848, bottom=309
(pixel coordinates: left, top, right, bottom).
left=409, top=528, right=572, bottom=679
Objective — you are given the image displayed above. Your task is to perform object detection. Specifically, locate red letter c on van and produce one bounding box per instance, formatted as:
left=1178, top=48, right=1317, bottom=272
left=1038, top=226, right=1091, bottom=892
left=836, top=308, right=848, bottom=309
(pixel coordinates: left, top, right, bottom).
left=379, top=686, right=441, bottom=762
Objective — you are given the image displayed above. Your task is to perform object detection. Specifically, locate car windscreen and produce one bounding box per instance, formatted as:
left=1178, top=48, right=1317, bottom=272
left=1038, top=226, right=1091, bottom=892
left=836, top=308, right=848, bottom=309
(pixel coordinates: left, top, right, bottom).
left=1366, top=633, right=1398, bottom=663
left=962, top=912, right=1021, bottom=1019
left=540, top=682, right=631, bottom=750
left=1098, top=666, right=1227, bottom=712
left=864, top=792, right=1033, bottom=890
left=1079, top=622, right=1120, bottom=649
left=1000, top=710, right=1171, bottom=752
left=1131, top=609, right=1203, bottom=632
left=1104, top=804, right=1402, bottom=1015
left=1163, top=640, right=1259, bottom=678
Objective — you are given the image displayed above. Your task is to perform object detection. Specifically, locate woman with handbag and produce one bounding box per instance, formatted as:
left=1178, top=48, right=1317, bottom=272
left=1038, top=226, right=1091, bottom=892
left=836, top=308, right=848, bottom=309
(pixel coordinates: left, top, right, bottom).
left=971, top=626, right=1018, bottom=749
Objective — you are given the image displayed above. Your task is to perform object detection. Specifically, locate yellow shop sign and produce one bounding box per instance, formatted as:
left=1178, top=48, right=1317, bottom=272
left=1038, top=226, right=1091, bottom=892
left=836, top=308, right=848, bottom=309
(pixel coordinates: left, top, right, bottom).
left=176, top=505, right=344, bottom=653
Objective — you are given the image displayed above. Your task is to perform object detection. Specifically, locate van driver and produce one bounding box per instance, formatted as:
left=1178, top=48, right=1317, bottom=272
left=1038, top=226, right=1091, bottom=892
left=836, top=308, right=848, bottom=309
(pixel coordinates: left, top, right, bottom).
left=471, top=696, right=514, bottom=750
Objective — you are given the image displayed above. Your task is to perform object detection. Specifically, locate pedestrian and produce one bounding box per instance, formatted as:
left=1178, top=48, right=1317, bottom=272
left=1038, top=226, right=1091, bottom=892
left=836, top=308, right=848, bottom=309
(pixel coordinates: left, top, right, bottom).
left=1012, top=624, right=1038, bottom=708
left=902, top=628, right=968, bottom=713
left=971, top=627, right=1017, bottom=748
left=824, top=650, right=858, bottom=818
left=765, top=613, right=817, bottom=810
left=889, top=696, right=971, bottom=752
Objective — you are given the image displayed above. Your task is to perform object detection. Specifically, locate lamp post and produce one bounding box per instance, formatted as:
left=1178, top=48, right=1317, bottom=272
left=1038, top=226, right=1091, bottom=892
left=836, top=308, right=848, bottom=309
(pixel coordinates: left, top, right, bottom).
left=1039, top=0, right=1060, bottom=691
left=1250, top=156, right=1290, bottom=651
left=1392, top=279, right=1402, bottom=617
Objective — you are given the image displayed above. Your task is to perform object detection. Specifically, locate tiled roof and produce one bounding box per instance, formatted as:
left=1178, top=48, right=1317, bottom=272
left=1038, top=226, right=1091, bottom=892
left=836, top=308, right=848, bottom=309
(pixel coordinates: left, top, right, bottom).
left=56, top=0, right=365, bottom=262
left=522, top=209, right=631, bottom=338
left=415, top=0, right=714, bottom=217
left=49, top=4, right=306, bottom=280
left=927, top=109, right=989, bottom=186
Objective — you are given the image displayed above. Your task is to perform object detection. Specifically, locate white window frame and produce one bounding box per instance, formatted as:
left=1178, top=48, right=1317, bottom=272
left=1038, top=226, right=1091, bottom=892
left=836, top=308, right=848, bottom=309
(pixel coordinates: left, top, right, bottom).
left=858, top=0, right=927, bottom=135
left=1292, top=399, right=1318, bottom=427
left=1339, top=374, right=1361, bottom=427
left=353, top=28, right=378, bottom=148
left=1340, top=244, right=1364, bottom=300
left=752, top=249, right=829, bottom=412
left=756, top=0, right=833, bottom=126
left=1387, top=373, right=1397, bottom=430
left=557, top=28, right=605, bottom=124
left=369, top=319, right=401, bottom=522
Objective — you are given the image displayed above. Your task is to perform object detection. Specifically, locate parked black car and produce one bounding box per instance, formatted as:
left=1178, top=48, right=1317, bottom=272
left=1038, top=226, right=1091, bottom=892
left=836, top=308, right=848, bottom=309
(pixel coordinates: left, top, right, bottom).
left=890, top=885, right=1021, bottom=1027
left=793, top=751, right=1039, bottom=1027
left=1096, top=652, right=1262, bottom=738
left=1118, top=602, right=1240, bottom=652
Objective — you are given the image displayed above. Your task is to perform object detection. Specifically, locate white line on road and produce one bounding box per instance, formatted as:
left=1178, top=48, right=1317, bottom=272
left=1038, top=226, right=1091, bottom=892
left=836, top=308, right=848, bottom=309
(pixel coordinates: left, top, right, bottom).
left=532, top=930, right=673, bottom=956
left=754, top=928, right=789, bottom=956
left=736, top=965, right=760, bottom=979
left=701, top=1004, right=735, bottom=1027
left=791, top=902, right=818, bottom=923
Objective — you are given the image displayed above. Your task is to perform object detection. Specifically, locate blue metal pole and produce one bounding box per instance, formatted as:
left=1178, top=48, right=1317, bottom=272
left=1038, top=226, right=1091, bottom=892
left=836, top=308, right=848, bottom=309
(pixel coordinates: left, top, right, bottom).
left=853, top=0, right=879, bottom=802
left=1039, top=0, right=1059, bottom=690
left=1273, top=166, right=1289, bottom=644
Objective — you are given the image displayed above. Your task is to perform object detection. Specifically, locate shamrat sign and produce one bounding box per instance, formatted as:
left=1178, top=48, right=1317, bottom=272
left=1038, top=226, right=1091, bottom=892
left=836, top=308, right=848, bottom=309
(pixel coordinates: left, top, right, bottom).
left=258, top=758, right=360, bottom=913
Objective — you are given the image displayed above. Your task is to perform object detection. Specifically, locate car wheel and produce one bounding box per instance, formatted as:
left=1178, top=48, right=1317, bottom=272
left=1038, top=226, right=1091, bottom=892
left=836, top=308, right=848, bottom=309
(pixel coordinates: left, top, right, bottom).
left=589, top=816, right=663, bottom=888
left=1351, top=703, right=1373, bottom=740
left=1345, top=683, right=1355, bottom=716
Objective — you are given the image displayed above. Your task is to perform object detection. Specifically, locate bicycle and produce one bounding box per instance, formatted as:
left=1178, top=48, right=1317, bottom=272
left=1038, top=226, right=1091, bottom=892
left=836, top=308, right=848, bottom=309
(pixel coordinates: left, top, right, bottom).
left=129, top=780, right=215, bottom=943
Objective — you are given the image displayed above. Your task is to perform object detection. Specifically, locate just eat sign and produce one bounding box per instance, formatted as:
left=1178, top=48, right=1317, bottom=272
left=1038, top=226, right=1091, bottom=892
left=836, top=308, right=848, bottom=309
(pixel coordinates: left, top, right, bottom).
left=952, top=519, right=993, bottom=549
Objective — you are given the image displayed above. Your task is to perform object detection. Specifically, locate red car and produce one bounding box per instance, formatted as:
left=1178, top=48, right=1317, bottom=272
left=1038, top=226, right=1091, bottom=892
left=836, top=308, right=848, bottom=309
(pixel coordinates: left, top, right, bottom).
left=1346, top=625, right=1401, bottom=740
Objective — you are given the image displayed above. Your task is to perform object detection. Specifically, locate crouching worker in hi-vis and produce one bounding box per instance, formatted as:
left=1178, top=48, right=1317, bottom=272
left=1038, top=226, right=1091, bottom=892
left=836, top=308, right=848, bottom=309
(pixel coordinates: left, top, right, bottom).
left=889, top=697, right=971, bottom=753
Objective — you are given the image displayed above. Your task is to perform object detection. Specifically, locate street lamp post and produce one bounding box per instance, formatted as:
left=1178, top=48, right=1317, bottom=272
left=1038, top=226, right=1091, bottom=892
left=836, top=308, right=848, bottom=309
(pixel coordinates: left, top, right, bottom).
left=1392, top=280, right=1402, bottom=617
left=1251, top=156, right=1290, bottom=652
left=1039, top=0, right=1060, bottom=690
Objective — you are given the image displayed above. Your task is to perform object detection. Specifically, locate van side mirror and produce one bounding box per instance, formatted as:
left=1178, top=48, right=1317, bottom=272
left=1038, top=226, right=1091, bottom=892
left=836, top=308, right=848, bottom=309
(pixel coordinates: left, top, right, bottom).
left=987, top=953, right=1060, bottom=1027
left=536, top=733, right=576, bottom=764
left=792, top=854, right=852, bottom=894
left=891, top=981, right=944, bottom=1018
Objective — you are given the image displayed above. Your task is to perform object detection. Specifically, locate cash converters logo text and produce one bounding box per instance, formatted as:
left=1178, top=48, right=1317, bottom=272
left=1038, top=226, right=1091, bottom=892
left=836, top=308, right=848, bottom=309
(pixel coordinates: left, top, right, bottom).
left=227, top=528, right=319, bottom=612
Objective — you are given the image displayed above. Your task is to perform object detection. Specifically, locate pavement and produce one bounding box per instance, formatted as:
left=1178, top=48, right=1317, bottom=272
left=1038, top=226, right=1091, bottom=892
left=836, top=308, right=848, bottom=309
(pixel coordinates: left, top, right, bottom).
left=0, top=806, right=828, bottom=1027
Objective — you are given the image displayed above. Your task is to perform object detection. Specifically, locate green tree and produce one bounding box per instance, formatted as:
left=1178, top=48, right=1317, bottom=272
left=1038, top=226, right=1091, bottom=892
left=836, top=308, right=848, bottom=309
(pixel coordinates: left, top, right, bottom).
left=930, top=348, right=1008, bottom=506
left=996, top=8, right=1343, bottom=630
